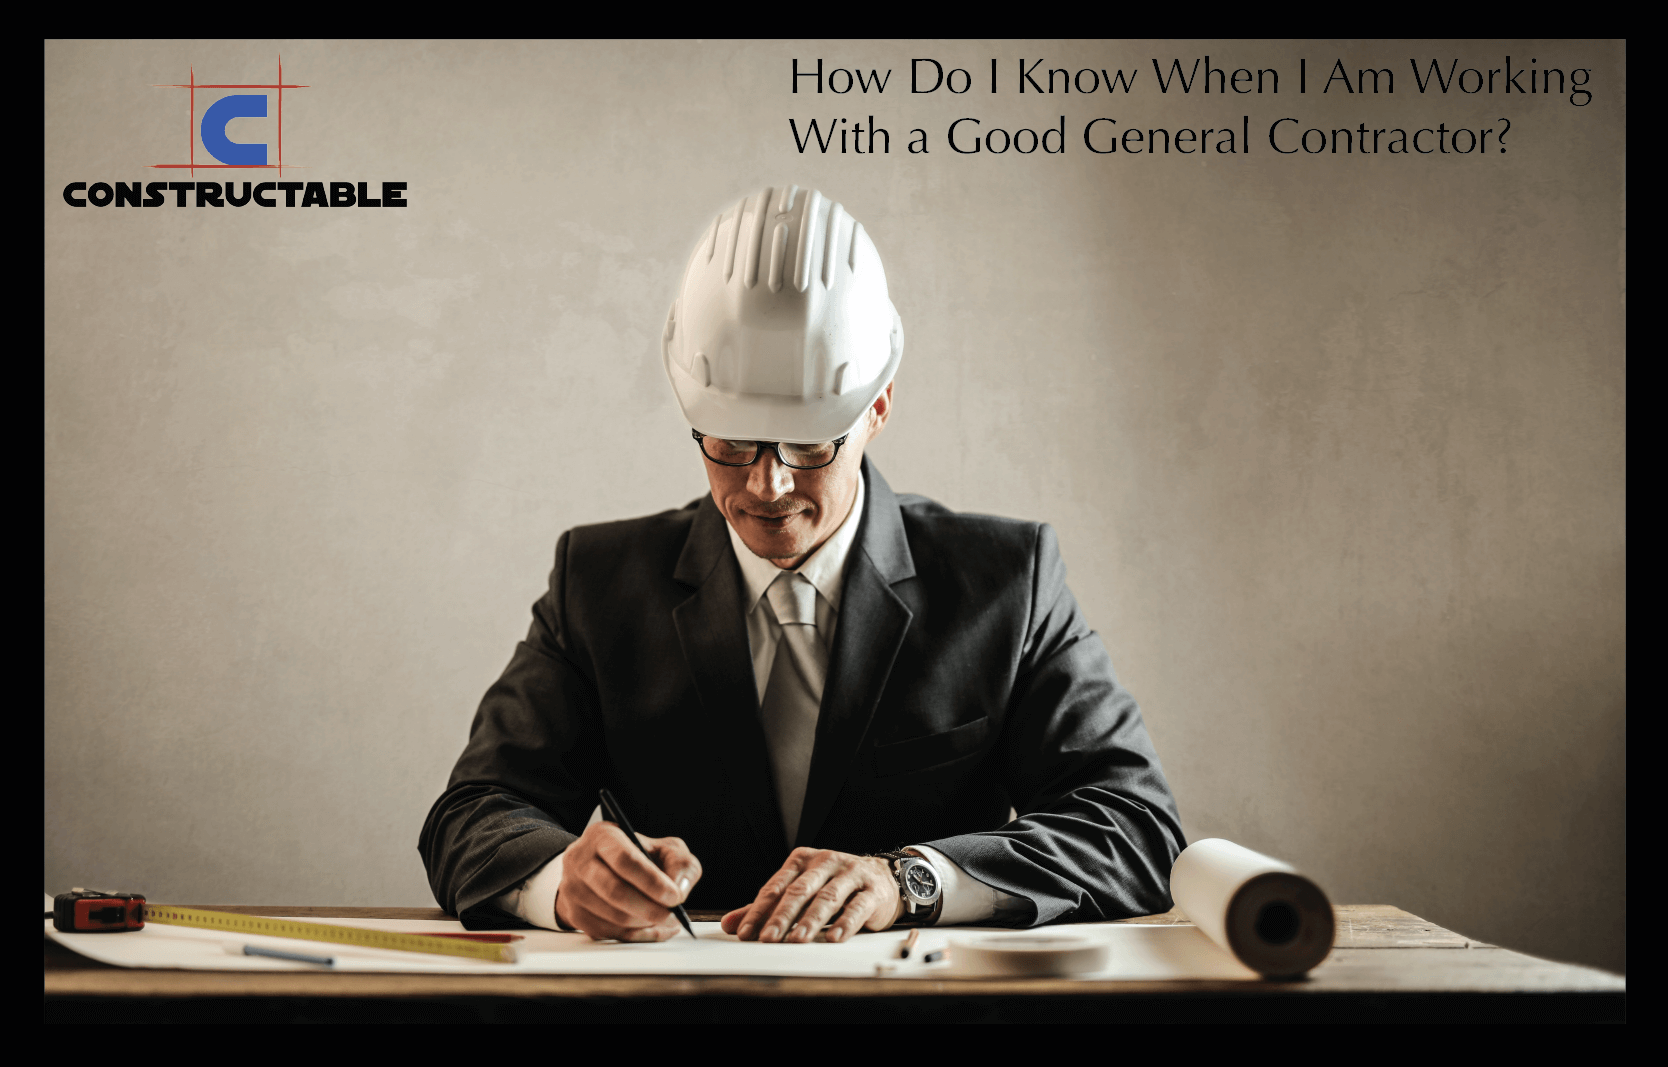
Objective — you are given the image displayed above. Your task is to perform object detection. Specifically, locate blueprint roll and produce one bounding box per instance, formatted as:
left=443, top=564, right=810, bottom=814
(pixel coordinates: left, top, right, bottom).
left=1169, top=838, right=1335, bottom=978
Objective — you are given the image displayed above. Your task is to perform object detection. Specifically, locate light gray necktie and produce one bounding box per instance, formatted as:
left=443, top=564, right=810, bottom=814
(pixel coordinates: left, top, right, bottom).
left=759, top=571, right=827, bottom=844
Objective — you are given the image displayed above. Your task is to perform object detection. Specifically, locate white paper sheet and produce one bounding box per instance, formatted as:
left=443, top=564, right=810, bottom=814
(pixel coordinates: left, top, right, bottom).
left=46, top=915, right=1258, bottom=981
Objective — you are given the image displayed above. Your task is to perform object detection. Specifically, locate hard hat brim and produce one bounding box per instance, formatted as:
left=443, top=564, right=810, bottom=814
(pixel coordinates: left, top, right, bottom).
left=666, top=339, right=900, bottom=444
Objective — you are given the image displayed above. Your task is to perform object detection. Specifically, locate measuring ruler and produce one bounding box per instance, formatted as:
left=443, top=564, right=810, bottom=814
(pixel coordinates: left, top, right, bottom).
left=139, top=905, right=518, bottom=963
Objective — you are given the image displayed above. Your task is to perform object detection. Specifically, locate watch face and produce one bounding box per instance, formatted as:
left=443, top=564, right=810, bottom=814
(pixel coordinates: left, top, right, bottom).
left=904, top=862, right=939, bottom=899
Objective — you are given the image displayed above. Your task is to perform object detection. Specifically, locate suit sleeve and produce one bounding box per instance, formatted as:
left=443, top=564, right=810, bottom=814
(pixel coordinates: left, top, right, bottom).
left=417, top=531, right=608, bottom=928
left=922, top=524, right=1186, bottom=925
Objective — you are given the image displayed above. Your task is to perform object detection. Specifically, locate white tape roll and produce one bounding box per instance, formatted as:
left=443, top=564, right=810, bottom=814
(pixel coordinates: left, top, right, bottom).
left=947, top=933, right=1108, bottom=978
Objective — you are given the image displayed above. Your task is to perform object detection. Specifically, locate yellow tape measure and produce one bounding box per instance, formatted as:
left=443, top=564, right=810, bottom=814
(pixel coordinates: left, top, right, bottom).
left=141, top=905, right=517, bottom=964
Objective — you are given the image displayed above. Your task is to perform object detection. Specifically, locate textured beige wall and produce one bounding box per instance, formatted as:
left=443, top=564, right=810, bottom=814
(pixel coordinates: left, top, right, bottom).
left=45, top=40, right=1625, bottom=972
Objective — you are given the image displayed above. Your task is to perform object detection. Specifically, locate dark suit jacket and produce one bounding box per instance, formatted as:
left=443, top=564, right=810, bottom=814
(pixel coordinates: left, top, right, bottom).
left=419, top=459, right=1184, bottom=928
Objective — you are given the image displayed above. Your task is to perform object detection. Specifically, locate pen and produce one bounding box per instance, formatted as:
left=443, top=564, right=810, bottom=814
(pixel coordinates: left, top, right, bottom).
left=233, top=943, right=336, bottom=967
left=899, top=928, right=921, bottom=959
left=598, top=788, right=697, bottom=939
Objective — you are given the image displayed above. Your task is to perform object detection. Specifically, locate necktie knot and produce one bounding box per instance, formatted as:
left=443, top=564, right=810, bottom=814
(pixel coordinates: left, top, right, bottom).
left=766, top=571, right=819, bottom=628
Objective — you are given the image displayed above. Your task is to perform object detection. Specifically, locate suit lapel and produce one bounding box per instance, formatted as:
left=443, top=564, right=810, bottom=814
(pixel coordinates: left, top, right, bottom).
left=672, top=497, right=788, bottom=859
left=795, top=459, right=916, bottom=847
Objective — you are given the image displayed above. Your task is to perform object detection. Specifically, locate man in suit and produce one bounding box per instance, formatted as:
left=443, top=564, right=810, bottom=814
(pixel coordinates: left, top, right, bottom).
left=419, top=186, right=1184, bottom=942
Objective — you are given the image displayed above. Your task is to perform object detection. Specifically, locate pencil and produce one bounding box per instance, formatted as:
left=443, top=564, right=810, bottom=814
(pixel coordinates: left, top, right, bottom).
left=900, top=928, right=921, bottom=958
left=598, top=788, right=697, bottom=939
left=238, top=944, right=335, bottom=967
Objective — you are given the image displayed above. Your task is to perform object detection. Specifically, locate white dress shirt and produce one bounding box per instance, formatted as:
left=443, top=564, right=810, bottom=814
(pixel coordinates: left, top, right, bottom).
left=497, top=471, right=1012, bottom=929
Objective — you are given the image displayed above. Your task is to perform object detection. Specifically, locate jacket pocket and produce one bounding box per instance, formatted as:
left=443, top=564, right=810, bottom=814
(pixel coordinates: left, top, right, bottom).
left=873, top=717, right=992, bottom=778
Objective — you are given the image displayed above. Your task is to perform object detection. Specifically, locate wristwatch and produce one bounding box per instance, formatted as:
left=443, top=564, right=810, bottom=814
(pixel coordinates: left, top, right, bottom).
left=874, top=849, right=942, bottom=926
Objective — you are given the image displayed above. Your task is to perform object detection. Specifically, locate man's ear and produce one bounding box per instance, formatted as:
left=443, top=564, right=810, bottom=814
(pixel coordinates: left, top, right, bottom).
left=868, top=381, right=894, bottom=438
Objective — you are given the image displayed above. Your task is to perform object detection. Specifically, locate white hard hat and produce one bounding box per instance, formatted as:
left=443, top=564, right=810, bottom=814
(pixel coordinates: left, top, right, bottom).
left=662, top=185, right=902, bottom=444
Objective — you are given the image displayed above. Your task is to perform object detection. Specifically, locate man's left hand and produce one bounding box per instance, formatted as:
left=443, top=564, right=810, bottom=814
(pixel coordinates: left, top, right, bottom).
left=720, top=848, right=904, bottom=943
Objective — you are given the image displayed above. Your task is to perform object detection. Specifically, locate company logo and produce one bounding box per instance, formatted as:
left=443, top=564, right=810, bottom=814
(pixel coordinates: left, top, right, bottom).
left=62, top=59, right=407, bottom=209
left=151, top=59, right=304, bottom=174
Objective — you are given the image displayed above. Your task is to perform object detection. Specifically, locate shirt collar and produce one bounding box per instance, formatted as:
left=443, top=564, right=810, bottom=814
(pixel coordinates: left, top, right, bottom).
left=726, top=468, right=866, bottom=614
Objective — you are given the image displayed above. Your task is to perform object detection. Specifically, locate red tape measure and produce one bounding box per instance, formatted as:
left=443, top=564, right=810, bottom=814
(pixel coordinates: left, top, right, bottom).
left=49, top=891, right=520, bottom=962
left=52, top=889, right=145, bottom=932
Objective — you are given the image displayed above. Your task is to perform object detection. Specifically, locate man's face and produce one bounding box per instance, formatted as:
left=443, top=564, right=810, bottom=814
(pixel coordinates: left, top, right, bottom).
left=704, top=385, right=892, bottom=569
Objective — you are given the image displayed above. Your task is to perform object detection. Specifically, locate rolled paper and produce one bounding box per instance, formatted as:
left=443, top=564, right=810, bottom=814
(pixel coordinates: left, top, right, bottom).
left=1170, top=838, right=1335, bottom=977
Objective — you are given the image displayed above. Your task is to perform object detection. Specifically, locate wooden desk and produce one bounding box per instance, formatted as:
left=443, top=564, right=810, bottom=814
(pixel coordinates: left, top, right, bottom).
left=45, top=905, right=1624, bottom=1022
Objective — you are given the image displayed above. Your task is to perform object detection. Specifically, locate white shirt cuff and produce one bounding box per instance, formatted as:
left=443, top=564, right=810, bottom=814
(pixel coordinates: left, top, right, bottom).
left=909, top=844, right=1020, bottom=926
left=492, top=805, right=603, bottom=931
left=494, top=852, right=567, bottom=931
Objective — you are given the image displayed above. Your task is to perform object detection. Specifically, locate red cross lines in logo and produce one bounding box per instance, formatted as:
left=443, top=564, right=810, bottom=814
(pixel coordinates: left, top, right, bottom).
left=151, top=58, right=308, bottom=177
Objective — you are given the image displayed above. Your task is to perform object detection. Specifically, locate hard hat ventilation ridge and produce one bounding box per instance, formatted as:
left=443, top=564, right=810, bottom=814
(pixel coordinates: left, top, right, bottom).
left=793, top=190, right=822, bottom=293
left=724, top=202, right=744, bottom=282
left=704, top=214, right=721, bottom=264
left=768, top=222, right=788, bottom=293
left=822, top=203, right=844, bottom=289
left=743, top=186, right=771, bottom=289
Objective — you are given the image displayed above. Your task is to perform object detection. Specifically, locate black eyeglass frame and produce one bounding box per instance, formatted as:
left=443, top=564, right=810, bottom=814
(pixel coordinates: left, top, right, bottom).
left=691, top=429, right=849, bottom=470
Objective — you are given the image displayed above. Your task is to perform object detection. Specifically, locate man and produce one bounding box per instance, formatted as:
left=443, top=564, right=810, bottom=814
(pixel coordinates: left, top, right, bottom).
left=419, top=185, right=1184, bottom=942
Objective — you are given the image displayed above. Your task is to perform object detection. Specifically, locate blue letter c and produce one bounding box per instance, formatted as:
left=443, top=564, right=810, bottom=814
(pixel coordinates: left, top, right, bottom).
left=201, top=95, right=268, bottom=166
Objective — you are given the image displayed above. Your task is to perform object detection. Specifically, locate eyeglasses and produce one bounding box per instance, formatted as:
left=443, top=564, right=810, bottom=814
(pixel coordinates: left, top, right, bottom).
left=692, top=429, right=848, bottom=470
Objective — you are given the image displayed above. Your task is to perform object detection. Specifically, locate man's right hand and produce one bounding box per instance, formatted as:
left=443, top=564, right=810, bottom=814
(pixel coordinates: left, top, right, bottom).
left=555, top=821, right=701, bottom=941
